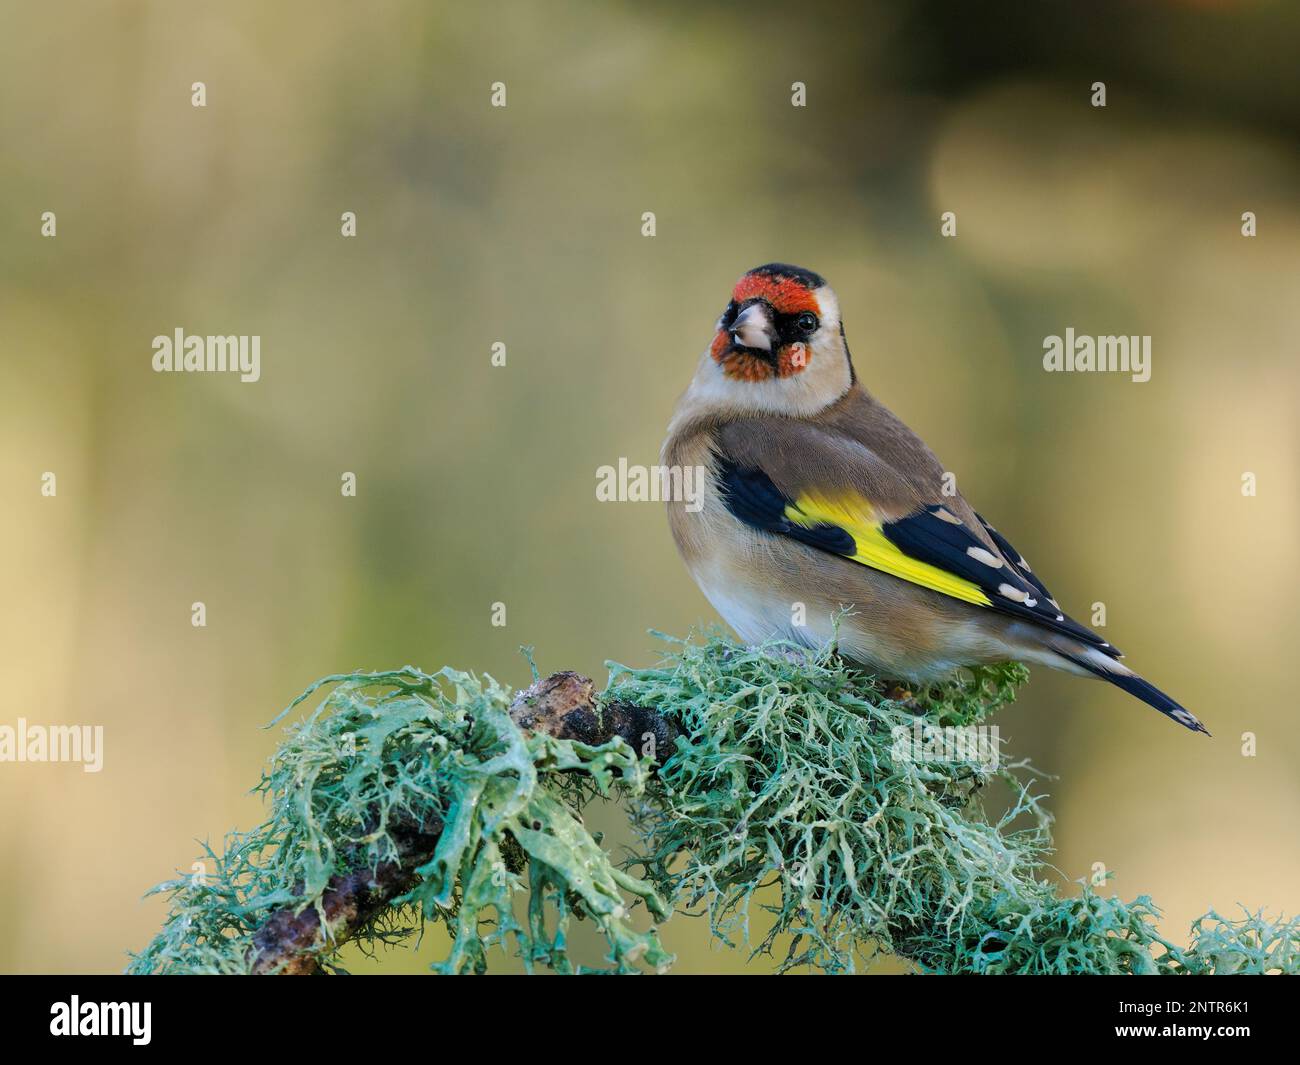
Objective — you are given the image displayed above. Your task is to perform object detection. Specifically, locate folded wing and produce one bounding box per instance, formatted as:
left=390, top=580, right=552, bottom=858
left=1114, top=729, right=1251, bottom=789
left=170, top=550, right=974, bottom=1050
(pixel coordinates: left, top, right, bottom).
left=716, top=451, right=1120, bottom=659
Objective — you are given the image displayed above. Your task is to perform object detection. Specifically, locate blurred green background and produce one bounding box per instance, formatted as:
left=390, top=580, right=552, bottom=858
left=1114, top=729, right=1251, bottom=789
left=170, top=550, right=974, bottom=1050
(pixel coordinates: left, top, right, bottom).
left=2, top=0, right=1298, bottom=974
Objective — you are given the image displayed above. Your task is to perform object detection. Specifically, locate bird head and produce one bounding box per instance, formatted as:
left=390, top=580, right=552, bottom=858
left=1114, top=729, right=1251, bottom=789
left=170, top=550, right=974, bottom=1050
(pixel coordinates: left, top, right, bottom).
left=694, top=263, right=853, bottom=415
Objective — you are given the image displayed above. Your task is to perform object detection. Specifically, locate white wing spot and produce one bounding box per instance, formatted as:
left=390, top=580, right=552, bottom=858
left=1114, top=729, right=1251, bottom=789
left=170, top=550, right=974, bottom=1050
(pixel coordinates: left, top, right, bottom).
left=934, top=507, right=963, bottom=525
left=966, top=546, right=1003, bottom=568
left=998, top=583, right=1030, bottom=603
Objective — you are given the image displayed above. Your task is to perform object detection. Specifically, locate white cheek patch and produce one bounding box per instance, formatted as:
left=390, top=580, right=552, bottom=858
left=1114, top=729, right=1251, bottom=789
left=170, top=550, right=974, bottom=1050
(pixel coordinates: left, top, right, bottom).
left=810, top=286, right=839, bottom=332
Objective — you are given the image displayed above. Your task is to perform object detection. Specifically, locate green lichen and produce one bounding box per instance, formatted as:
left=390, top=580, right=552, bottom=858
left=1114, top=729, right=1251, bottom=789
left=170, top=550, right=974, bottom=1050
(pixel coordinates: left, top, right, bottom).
left=128, top=666, right=669, bottom=975
left=608, top=632, right=1300, bottom=975
left=130, top=632, right=1300, bottom=975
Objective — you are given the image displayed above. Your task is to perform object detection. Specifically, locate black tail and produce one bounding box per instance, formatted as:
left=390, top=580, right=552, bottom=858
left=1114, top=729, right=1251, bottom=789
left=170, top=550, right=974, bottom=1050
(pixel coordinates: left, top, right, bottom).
left=1058, top=651, right=1210, bottom=736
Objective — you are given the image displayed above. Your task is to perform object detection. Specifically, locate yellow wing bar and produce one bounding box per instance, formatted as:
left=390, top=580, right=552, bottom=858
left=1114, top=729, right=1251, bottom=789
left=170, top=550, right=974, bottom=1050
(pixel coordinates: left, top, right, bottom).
left=784, top=493, right=993, bottom=607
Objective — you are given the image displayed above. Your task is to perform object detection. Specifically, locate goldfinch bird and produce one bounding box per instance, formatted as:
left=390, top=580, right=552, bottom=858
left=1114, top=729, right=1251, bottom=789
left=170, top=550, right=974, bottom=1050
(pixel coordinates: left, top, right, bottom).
left=663, top=263, right=1208, bottom=734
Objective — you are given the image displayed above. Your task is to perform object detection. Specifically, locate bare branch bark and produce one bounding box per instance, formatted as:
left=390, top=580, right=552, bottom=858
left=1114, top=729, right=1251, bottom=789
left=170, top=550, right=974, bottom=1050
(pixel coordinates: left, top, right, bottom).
left=509, top=670, right=680, bottom=758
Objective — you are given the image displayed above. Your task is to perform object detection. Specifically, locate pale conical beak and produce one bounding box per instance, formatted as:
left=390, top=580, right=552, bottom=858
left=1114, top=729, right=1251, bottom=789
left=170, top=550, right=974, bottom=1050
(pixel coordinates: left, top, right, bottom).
left=730, top=302, right=774, bottom=352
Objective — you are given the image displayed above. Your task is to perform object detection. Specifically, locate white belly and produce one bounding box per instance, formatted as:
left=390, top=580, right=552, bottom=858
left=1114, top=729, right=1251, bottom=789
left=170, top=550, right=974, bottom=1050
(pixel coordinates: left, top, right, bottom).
left=688, top=555, right=1008, bottom=682
left=693, top=561, right=832, bottom=648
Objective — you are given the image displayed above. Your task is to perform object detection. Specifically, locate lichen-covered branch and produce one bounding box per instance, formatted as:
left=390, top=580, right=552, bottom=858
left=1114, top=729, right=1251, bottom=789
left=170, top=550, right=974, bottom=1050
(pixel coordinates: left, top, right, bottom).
left=129, top=633, right=1300, bottom=976
left=248, top=811, right=445, bottom=975
left=244, top=669, right=678, bottom=975
left=509, top=670, right=681, bottom=760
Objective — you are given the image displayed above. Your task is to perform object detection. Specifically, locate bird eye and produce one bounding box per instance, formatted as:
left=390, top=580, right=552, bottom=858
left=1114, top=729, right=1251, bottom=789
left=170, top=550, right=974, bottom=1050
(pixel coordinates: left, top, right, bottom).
left=796, top=312, right=819, bottom=333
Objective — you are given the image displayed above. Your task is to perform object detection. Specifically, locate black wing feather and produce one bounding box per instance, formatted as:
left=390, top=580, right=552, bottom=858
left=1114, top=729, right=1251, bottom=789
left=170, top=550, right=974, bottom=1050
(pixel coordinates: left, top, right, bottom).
left=974, top=514, right=1120, bottom=656
left=717, top=459, right=857, bottom=556
left=882, top=507, right=1121, bottom=658
left=977, top=515, right=1051, bottom=599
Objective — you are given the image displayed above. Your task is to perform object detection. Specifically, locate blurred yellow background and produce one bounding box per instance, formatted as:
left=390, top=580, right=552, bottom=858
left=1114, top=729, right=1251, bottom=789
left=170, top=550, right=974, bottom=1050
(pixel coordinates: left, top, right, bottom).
left=2, top=0, right=1297, bottom=974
